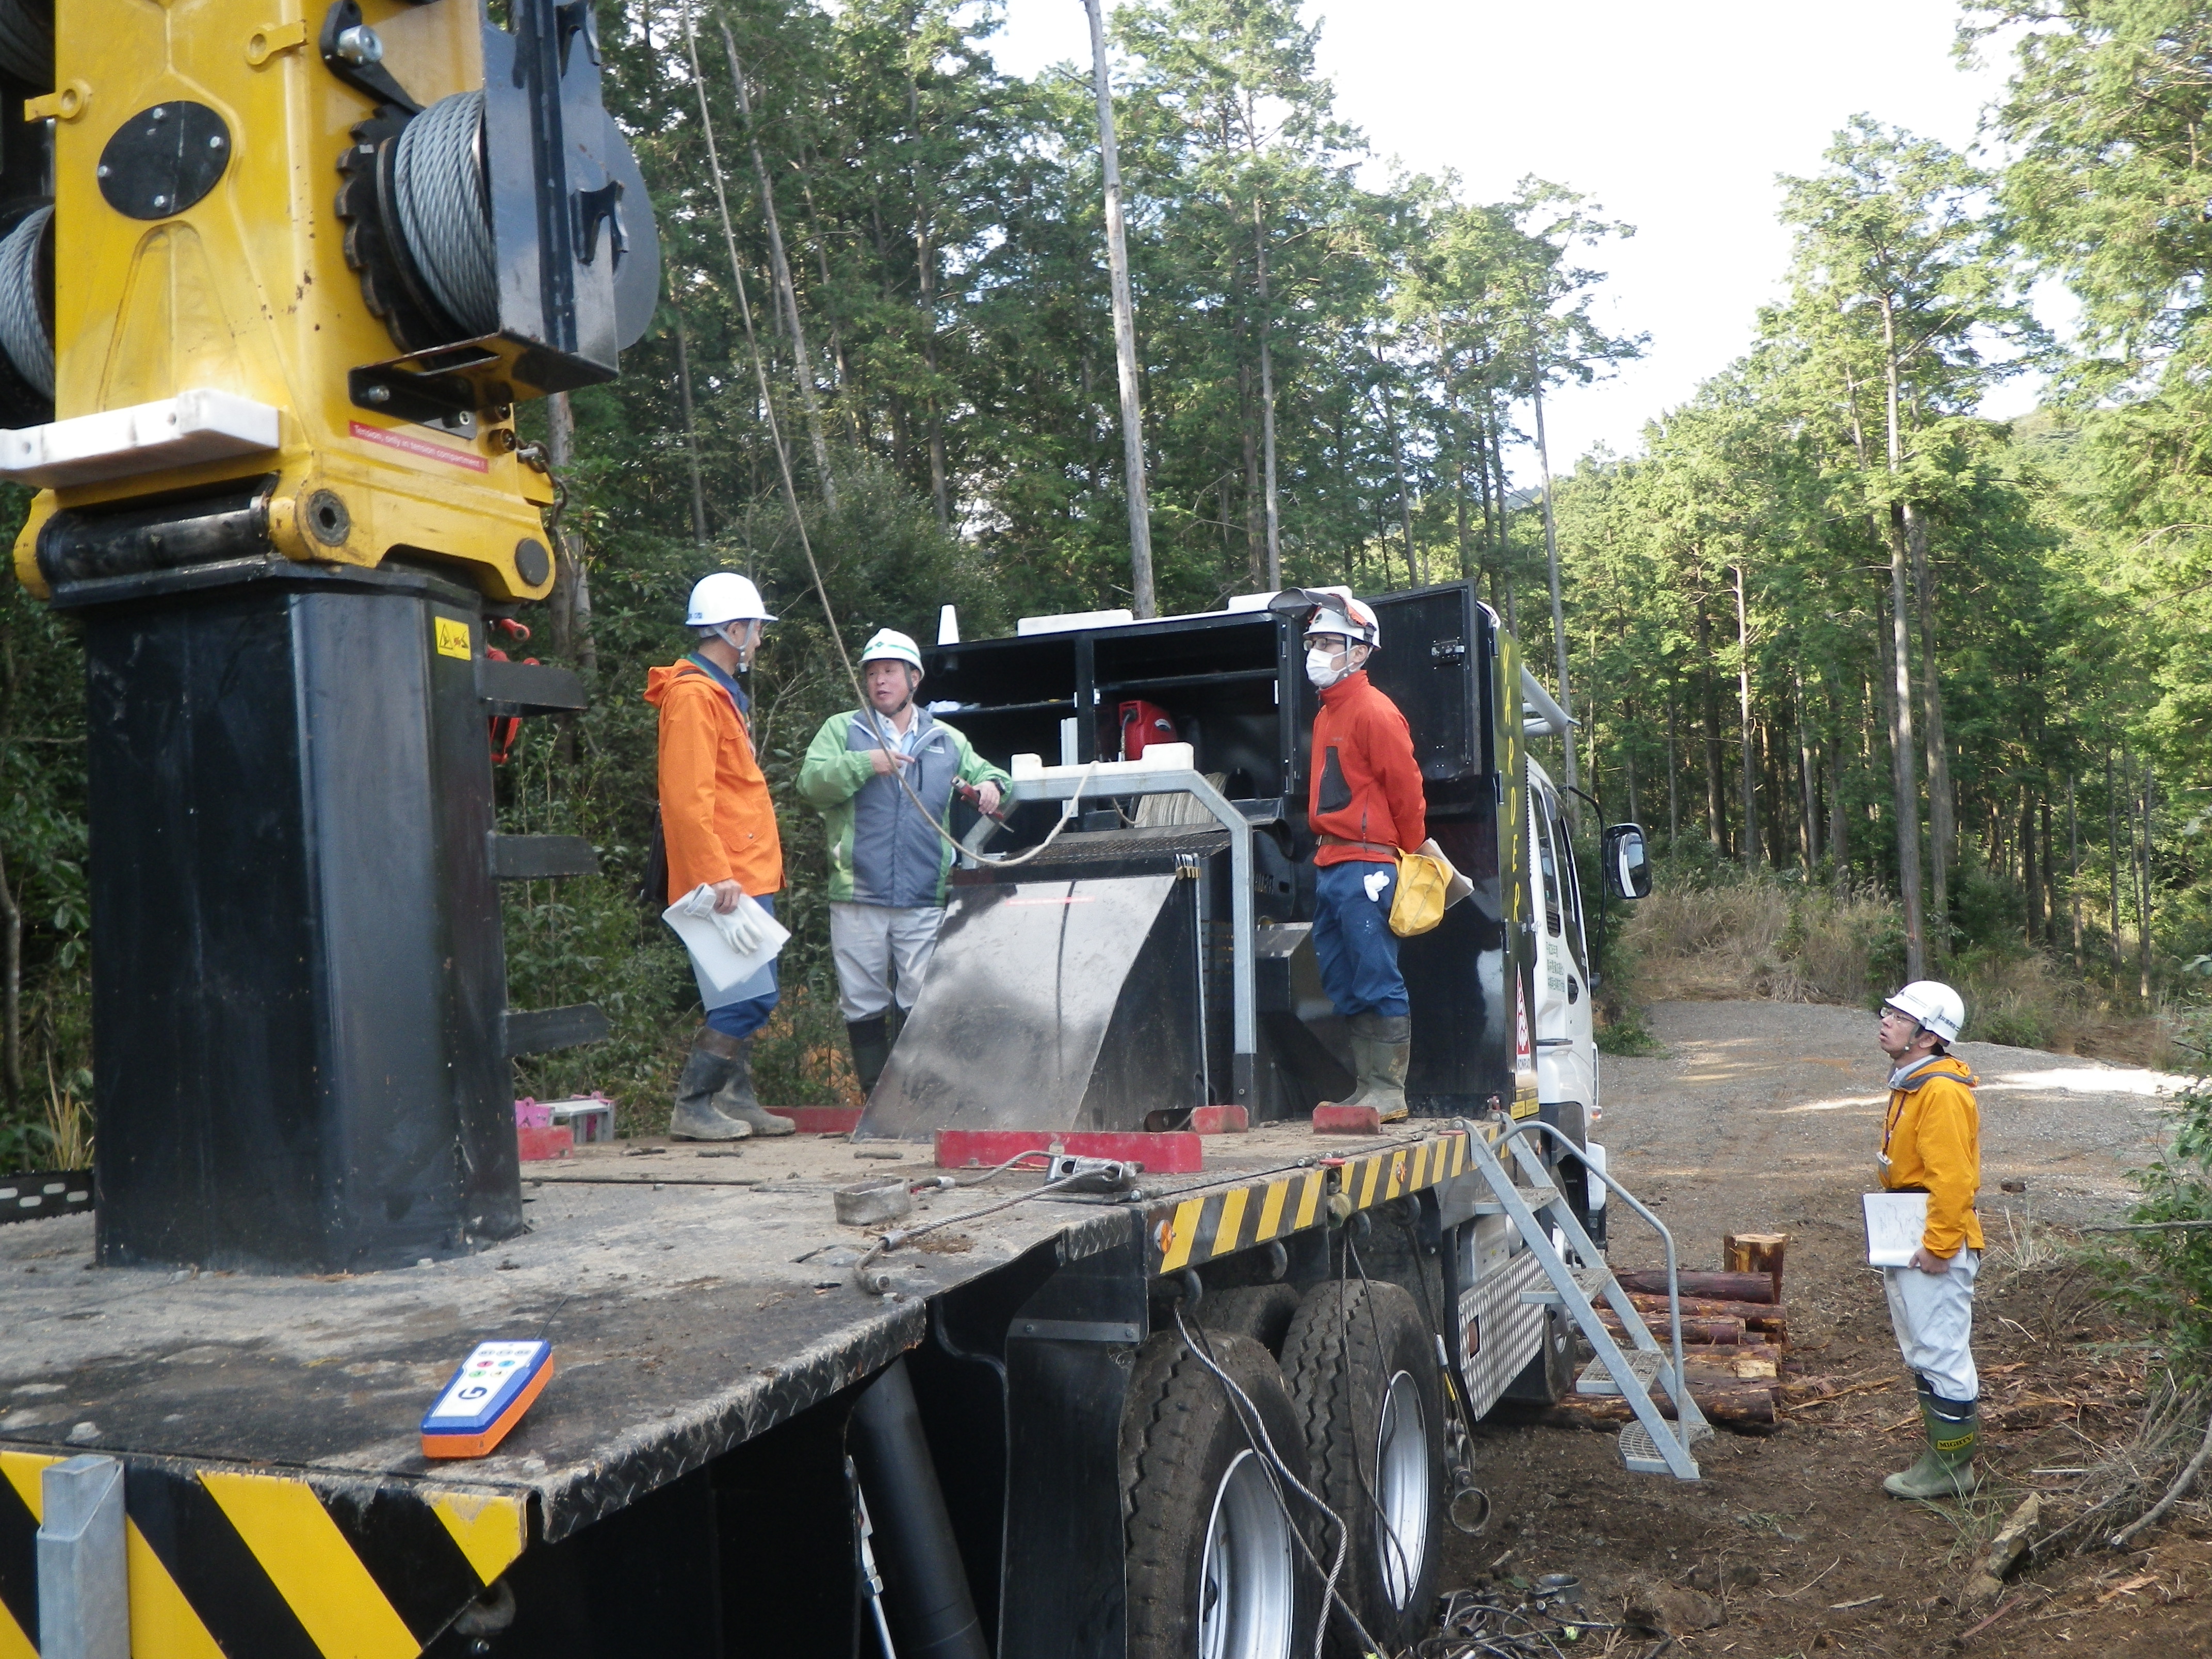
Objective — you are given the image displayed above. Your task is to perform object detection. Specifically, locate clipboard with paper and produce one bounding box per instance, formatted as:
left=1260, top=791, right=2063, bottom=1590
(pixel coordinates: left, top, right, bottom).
left=1862, top=1192, right=1929, bottom=1267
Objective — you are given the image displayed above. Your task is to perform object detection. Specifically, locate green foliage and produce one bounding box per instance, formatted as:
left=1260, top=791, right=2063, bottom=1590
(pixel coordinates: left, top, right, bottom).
left=2106, top=1056, right=2212, bottom=1380
left=1945, top=865, right=2019, bottom=956
left=1593, top=1009, right=1661, bottom=1058
left=14, top=0, right=2212, bottom=1160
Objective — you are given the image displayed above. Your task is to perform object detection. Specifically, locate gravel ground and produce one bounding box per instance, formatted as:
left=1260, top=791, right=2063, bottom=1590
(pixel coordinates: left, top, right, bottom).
left=1594, top=999, right=2187, bottom=1249
left=1432, top=1000, right=2212, bottom=1657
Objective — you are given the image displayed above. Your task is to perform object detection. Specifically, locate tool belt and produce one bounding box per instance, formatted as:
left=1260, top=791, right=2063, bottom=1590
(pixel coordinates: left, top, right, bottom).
left=1317, top=833, right=1398, bottom=857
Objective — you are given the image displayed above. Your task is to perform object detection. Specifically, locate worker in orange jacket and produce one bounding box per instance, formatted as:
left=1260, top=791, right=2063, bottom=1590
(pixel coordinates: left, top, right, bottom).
left=643, top=573, right=794, bottom=1141
left=1276, top=587, right=1427, bottom=1122
left=1875, top=979, right=1982, bottom=1499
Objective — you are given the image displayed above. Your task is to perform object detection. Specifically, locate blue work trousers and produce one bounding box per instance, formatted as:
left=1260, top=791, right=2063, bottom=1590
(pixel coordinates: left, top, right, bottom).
left=1312, top=859, right=1408, bottom=1019
left=704, top=893, right=780, bottom=1042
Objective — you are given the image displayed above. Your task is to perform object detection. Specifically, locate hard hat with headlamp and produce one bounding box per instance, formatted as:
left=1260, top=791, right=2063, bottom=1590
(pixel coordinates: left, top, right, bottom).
left=1883, top=980, right=1964, bottom=1045
left=1265, top=585, right=1382, bottom=649
left=686, top=572, right=776, bottom=628
left=1304, top=591, right=1380, bottom=650
left=859, top=629, right=923, bottom=672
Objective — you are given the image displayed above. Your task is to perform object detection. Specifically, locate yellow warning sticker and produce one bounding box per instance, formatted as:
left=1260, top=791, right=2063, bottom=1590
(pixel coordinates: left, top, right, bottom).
left=434, top=617, right=473, bottom=660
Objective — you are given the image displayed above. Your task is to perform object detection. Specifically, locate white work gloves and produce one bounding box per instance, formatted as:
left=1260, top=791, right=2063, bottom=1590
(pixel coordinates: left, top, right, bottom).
left=679, top=885, right=768, bottom=954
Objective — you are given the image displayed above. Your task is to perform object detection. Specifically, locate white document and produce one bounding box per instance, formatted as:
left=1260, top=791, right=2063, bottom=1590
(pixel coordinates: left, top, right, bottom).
left=663, top=887, right=788, bottom=1010
left=1863, top=1191, right=1929, bottom=1267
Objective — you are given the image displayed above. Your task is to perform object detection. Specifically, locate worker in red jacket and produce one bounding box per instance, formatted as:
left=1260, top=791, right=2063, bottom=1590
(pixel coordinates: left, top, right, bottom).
left=1284, top=588, right=1427, bottom=1121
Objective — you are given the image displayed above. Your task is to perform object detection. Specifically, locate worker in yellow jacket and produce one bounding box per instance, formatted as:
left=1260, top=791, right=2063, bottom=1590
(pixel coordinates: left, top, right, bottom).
left=1875, top=979, right=1981, bottom=1499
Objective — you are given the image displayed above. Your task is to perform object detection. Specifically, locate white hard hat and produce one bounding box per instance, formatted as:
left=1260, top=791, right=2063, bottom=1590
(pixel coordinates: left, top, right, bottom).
left=1884, top=980, right=1964, bottom=1045
left=859, top=628, right=923, bottom=671
left=1291, top=586, right=1380, bottom=648
left=687, top=572, right=775, bottom=628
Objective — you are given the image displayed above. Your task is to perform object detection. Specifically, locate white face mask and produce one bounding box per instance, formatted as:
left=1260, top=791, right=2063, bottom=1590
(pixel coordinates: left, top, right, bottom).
left=1306, top=644, right=1349, bottom=688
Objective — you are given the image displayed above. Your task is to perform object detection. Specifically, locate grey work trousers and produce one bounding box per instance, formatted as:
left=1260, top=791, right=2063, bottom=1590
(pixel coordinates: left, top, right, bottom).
left=829, top=901, right=945, bottom=1021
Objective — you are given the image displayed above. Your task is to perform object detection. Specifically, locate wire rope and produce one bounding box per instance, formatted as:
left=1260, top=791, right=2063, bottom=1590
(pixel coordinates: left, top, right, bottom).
left=0, top=0, right=51, bottom=92
left=680, top=5, right=1100, bottom=872
left=1172, top=1304, right=1383, bottom=1659
left=0, top=204, right=51, bottom=399
left=392, top=90, right=497, bottom=337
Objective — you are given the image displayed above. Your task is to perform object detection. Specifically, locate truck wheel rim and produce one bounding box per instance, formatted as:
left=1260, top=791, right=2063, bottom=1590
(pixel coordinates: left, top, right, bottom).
left=1375, top=1370, right=1430, bottom=1609
left=1198, top=1447, right=1296, bottom=1659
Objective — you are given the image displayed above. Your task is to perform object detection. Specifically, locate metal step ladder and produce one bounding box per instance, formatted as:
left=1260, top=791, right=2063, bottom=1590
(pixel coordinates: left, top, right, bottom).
left=1461, top=1118, right=1711, bottom=1478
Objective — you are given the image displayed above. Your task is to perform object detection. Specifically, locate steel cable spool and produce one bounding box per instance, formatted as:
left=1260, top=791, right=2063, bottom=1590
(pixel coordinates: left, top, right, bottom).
left=0, top=204, right=53, bottom=399
left=391, top=90, right=497, bottom=338
left=0, top=0, right=52, bottom=89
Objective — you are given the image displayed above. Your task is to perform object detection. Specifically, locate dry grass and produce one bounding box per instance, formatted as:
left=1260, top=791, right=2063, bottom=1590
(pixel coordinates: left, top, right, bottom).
left=42, top=1058, right=91, bottom=1169
left=1620, top=879, right=2178, bottom=1064
left=1623, top=884, right=1890, bottom=1006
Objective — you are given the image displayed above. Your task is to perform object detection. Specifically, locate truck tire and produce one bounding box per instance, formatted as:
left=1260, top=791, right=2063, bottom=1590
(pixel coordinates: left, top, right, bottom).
left=1120, top=1329, right=1314, bottom=1659
left=1200, top=1282, right=1304, bottom=1358
left=1279, top=1280, right=1445, bottom=1655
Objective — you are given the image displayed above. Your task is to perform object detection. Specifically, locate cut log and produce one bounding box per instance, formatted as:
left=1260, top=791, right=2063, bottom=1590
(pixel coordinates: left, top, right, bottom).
left=1725, top=1231, right=1789, bottom=1302
left=1683, top=1354, right=1779, bottom=1382
left=1624, top=1292, right=1786, bottom=1333
left=1614, top=1268, right=1778, bottom=1304
left=1551, top=1383, right=1777, bottom=1427
left=1594, top=1331, right=1786, bottom=1367
left=1599, top=1313, right=1747, bottom=1345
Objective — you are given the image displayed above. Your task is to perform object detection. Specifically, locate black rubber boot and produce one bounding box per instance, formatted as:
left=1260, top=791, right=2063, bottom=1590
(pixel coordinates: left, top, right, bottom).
left=710, top=1038, right=795, bottom=1136
left=847, top=1016, right=892, bottom=1096
left=670, top=1029, right=751, bottom=1141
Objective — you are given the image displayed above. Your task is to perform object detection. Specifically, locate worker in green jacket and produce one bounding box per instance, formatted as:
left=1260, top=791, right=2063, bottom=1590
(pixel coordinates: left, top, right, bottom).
left=797, top=629, right=1011, bottom=1093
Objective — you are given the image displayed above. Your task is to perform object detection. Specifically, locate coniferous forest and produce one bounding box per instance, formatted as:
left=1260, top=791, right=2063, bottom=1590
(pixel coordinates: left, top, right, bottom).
left=3, top=0, right=2209, bottom=1157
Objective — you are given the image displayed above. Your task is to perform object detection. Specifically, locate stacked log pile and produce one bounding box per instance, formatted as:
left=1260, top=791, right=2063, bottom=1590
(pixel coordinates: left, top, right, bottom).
left=1555, top=1232, right=1792, bottom=1432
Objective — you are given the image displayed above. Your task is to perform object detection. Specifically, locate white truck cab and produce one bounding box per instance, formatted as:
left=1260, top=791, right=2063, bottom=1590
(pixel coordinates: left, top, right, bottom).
left=1527, top=757, right=1597, bottom=1131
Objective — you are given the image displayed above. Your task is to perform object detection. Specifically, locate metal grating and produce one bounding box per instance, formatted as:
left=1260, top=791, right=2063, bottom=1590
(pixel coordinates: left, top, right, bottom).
left=1578, top=1347, right=1665, bottom=1397
left=1618, top=1421, right=1678, bottom=1475
left=1, top=1169, right=93, bottom=1225
left=993, top=825, right=1231, bottom=869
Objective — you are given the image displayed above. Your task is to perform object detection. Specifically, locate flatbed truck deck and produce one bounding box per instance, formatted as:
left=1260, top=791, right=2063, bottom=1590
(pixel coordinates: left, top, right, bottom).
left=2, top=1121, right=1500, bottom=1656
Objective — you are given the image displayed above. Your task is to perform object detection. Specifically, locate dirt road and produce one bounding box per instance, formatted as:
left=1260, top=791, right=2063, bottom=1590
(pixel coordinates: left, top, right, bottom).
left=1437, top=999, right=2206, bottom=1657
left=1602, top=999, right=2178, bottom=1242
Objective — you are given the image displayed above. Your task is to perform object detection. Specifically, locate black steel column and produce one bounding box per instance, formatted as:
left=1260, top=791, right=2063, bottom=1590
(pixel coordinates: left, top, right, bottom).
left=63, top=561, right=524, bottom=1273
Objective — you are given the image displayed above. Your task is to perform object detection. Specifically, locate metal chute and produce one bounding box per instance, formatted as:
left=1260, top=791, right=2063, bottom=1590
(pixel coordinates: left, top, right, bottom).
left=854, top=871, right=1205, bottom=1141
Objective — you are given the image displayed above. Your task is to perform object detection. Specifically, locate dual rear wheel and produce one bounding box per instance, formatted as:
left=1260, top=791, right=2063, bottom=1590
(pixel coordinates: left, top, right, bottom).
left=1120, top=1280, right=1447, bottom=1657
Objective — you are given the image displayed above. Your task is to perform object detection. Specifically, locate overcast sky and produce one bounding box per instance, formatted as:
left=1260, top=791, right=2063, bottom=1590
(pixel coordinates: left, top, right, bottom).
left=986, top=0, right=2037, bottom=484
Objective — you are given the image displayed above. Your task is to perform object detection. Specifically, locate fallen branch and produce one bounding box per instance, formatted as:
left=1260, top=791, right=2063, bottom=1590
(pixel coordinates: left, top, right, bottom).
left=2110, top=1404, right=2212, bottom=1548
left=1783, top=1375, right=1894, bottom=1406
left=1767, top=1555, right=1839, bottom=1599
left=1958, top=1594, right=2022, bottom=1641
left=2080, top=1219, right=2212, bottom=1233
left=1961, top=1493, right=2041, bottom=1603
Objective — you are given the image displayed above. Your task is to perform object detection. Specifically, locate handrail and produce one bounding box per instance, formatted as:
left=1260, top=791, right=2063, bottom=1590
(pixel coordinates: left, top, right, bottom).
left=1487, top=1117, right=1690, bottom=1445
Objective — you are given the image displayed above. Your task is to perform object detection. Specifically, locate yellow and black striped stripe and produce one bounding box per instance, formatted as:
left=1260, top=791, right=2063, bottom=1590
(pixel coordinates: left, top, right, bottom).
left=1148, top=1129, right=1472, bottom=1276
left=0, top=1450, right=527, bottom=1658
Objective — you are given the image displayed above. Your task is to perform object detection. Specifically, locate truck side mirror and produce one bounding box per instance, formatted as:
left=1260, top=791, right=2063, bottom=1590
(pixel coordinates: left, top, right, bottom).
left=1601, top=824, right=1651, bottom=901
